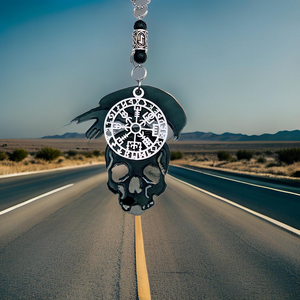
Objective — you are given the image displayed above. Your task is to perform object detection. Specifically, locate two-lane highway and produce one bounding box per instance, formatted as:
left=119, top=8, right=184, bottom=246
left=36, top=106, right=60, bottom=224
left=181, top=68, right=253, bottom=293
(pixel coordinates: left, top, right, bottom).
left=0, top=165, right=299, bottom=299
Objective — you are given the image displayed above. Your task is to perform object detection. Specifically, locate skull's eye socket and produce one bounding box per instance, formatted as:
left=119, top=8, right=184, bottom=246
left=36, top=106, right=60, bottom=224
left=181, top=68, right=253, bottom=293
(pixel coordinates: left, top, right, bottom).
left=143, top=165, right=160, bottom=184
left=112, top=164, right=129, bottom=182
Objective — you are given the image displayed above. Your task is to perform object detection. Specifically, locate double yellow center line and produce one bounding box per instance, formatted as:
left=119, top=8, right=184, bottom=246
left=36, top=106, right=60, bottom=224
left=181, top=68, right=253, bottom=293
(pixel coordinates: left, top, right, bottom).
left=135, top=216, right=151, bottom=300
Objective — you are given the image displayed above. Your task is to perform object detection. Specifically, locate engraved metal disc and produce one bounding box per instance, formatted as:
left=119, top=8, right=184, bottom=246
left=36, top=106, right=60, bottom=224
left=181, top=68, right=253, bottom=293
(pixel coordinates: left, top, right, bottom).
left=104, top=92, right=168, bottom=160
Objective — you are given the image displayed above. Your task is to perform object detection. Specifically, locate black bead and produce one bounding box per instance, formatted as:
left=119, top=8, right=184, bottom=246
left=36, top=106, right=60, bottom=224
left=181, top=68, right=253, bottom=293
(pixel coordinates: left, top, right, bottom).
left=134, top=20, right=147, bottom=30
left=134, top=50, right=147, bottom=64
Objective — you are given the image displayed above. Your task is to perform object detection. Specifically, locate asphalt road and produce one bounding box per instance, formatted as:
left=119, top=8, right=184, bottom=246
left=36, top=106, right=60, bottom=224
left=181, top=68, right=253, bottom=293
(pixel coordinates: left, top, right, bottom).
left=143, top=177, right=300, bottom=299
left=0, top=170, right=137, bottom=299
left=0, top=165, right=299, bottom=299
left=169, top=165, right=300, bottom=230
left=0, top=164, right=106, bottom=211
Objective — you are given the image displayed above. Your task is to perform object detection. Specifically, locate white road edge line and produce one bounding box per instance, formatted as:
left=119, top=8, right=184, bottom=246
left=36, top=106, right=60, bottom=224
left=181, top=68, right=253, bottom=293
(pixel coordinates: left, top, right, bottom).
left=0, top=184, right=74, bottom=216
left=173, top=165, right=300, bottom=197
left=169, top=175, right=300, bottom=237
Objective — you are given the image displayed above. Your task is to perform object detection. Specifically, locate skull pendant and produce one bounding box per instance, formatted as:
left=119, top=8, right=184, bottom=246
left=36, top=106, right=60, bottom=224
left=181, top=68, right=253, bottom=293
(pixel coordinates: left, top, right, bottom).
left=106, top=143, right=169, bottom=215
left=72, top=85, right=186, bottom=214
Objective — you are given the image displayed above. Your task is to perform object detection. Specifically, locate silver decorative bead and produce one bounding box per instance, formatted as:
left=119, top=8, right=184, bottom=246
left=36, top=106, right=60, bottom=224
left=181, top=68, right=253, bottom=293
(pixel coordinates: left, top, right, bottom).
left=132, top=29, right=148, bottom=51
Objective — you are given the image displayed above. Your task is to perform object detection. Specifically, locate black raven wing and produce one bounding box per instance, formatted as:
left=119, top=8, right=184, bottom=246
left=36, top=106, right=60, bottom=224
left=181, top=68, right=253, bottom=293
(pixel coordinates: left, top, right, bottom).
left=71, top=107, right=108, bottom=140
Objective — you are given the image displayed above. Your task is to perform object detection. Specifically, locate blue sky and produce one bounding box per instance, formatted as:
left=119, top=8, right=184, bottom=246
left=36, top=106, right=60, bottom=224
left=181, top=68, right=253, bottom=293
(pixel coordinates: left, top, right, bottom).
left=0, top=0, right=299, bottom=138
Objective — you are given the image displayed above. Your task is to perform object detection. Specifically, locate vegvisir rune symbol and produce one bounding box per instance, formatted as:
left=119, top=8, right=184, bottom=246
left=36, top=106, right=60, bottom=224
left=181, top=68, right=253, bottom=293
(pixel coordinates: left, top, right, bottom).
left=104, top=96, right=168, bottom=160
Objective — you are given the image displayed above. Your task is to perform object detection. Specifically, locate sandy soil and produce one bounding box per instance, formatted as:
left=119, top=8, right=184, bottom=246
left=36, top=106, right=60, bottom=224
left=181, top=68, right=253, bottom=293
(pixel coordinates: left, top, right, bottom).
left=174, top=157, right=300, bottom=182
left=1, top=139, right=300, bottom=179
left=0, top=138, right=107, bottom=153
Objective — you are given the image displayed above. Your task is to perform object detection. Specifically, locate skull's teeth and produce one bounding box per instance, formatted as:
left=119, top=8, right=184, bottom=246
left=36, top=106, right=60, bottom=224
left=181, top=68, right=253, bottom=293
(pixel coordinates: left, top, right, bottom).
left=122, top=204, right=131, bottom=211
left=141, top=202, right=154, bottom=210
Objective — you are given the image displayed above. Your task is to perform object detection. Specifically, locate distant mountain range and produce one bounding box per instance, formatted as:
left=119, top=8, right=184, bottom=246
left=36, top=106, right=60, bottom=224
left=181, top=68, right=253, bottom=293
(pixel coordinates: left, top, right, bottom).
left=179, top=130, right=300, bottom=141
left=42, top=130, right=300, bottom=142
left=42, top=132, right=86, bottom=139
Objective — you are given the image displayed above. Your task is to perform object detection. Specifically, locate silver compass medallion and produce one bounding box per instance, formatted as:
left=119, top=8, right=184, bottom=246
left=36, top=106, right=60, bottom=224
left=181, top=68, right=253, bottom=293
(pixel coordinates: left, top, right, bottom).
left=104, top=88, right=168, bottom=160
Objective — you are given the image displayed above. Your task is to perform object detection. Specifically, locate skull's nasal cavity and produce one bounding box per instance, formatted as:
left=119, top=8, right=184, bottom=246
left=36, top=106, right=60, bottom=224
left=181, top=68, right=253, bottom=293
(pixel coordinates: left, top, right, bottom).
left=122, top=196, right=135, bottom=206
left=129, top=176, right=142, bottom=194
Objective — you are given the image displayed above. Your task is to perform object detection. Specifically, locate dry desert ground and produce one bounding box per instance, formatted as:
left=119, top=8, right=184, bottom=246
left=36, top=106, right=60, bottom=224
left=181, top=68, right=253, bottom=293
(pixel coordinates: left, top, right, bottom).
left=0, top=138, right=300, bottom=180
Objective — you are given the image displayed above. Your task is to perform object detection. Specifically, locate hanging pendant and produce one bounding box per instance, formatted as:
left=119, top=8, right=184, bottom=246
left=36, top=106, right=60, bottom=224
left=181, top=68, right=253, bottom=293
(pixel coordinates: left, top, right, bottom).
left=72, top=1, right=186, bottom=214
left=72, top=86, right=186, bottom=214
